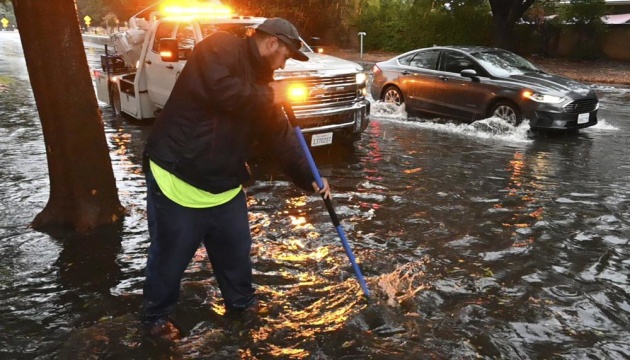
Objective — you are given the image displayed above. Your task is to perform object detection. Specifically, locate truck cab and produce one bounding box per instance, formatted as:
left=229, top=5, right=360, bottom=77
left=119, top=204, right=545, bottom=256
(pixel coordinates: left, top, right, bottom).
left=94, top=4, right=370, bottom=147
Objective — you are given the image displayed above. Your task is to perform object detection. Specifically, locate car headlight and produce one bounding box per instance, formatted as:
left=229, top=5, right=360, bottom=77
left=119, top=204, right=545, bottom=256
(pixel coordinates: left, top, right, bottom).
left=287, top=83, right=308, bottom=103
left=356, top=72, right=367, bottom=85
left=522, top=91, right=565, bottom=104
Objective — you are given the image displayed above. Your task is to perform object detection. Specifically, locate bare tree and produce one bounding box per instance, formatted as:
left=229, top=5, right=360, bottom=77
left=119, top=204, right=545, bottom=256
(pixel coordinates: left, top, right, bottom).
left=489, top=0, right=537, bottom=48
left=11, top=0, right=124, bottom=232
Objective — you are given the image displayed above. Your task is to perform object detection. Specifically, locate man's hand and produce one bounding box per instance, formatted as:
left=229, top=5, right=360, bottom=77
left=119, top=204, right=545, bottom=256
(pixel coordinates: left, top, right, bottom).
left=312, top=177, right=331, bottom=200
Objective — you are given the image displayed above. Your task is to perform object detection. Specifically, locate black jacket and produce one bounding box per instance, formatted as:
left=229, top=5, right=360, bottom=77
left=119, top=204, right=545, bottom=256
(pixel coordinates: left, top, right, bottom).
left=144, top=32, right=314, bottom=193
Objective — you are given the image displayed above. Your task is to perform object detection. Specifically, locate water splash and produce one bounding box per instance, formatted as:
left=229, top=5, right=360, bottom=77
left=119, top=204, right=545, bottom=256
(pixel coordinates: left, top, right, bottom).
left=588, top=119, right=620, bottom=131
left=370, top=100, right=408, bottom=120
left=592, top=84, right=630, bottom=95
left=370, top=100, right=532, bottom=143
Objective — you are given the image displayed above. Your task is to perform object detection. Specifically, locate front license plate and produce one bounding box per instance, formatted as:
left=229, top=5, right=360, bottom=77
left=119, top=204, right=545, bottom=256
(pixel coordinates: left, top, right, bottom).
left=577, top=113, right=590, bottom=124
left=310, top=132, right=333, bottom=147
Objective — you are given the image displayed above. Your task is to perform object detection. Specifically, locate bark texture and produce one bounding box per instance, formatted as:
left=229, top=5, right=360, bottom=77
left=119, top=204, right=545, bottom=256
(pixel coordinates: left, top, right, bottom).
left=489, top=0, right=536, bottom=49
left=12, top=0, right=124, bottom=232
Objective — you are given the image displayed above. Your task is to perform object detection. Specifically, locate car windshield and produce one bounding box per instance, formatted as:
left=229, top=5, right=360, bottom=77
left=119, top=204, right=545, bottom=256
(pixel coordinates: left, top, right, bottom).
left=471, top=50, right=539, bottom=77
left=199, top=22, right=313, bottom=53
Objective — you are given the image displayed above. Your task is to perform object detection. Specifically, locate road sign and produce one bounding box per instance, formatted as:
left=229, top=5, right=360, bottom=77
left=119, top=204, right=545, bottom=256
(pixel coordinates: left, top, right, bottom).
left=1, top=18, right=8, bottom=29
left=84, top=15, right=91, bottom=27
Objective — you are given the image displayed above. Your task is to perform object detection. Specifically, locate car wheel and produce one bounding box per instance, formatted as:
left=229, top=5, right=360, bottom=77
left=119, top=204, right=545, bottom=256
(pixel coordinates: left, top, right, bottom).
left=383, top=86, right=404, bottom=106
left=490, top=101, right=521, bottom=125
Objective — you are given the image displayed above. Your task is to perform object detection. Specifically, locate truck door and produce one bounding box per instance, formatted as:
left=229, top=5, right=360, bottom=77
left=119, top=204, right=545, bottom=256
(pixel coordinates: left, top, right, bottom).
left=144, top=21, right=177, bottom=107
left=144, top=21, right=194, bottom=108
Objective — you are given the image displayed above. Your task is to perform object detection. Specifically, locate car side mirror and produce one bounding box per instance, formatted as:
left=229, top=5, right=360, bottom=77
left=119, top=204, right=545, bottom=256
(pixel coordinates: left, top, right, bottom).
left=159, top=38, right=178, bottom=63
left=461, top=69, right=480, bottom=82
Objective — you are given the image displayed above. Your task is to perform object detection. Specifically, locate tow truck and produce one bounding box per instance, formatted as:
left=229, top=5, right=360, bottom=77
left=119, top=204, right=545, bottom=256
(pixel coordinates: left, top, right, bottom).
left=93, top=1, right=370, bottom=146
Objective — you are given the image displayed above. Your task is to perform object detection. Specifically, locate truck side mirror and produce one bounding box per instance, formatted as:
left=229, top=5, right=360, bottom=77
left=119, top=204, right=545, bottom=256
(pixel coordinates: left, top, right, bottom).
left=159, top=38, right=179, bottom=63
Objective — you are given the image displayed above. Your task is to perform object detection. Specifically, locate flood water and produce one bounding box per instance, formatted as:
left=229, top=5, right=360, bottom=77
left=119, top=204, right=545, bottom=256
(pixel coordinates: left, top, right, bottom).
left=1, top=32, right=630, bottom=359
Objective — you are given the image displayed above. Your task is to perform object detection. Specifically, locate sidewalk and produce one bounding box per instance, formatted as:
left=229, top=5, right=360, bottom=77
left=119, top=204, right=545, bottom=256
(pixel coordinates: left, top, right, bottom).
left=326, top=48, right=630, bottom=86
left=82, top=34, right=110, bottom=46
left=527, top=57, right=630, bottom=86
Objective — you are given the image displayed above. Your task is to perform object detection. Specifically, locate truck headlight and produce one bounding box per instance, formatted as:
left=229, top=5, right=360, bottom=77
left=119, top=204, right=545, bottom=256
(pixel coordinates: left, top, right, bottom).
left=522, top=91, right=565, bottom=104
left=287, top=83, right=308, bottom=103
left=356, top=72, right=367, bottom=85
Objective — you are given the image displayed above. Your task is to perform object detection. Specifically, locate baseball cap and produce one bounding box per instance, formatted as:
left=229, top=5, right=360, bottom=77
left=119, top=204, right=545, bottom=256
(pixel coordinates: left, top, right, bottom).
left=256, top=18, right=309, bottom=62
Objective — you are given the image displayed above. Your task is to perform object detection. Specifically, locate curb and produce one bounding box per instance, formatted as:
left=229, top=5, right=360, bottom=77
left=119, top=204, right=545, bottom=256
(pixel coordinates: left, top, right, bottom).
left=82, top=34, right=111, bottom=46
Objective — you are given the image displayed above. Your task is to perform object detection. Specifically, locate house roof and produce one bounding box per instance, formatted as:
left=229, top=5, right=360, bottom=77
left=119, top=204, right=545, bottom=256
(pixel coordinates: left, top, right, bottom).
left=560, top=0, right=630, bottom=4
left=543, top=13, right=630, bottom=24
left=605, top=0, right=630, bottom=5
left=603, top=13, right=630, bottom=23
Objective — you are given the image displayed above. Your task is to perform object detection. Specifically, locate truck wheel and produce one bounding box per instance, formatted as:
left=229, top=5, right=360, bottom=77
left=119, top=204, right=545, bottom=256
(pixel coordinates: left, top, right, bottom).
left=490, top=100, right=521, bottom=126
left=110, top=86, right=122, bottom=117
left=383, top=86, right=404, bottom=106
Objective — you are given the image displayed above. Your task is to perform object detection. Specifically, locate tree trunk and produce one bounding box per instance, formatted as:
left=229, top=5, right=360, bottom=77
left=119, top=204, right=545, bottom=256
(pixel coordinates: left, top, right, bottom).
left=12, top=0, right=125, bottom=232
left=492, top=16, right=513, bottom=50
left=489, top=0, right=536, bottom=49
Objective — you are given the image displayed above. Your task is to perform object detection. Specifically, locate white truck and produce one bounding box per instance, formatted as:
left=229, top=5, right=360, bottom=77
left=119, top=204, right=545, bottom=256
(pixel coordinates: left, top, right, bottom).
left=94, top=4, right=370, bottom=146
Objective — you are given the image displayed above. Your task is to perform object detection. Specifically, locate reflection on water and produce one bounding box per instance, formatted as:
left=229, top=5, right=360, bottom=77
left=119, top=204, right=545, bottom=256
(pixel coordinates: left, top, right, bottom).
left=1, top=33, right=630, bottom=358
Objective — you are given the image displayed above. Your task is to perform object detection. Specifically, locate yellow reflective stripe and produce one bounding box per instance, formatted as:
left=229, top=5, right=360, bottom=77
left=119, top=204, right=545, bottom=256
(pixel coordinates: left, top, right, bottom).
left=150, top=160, right=241, bottom=208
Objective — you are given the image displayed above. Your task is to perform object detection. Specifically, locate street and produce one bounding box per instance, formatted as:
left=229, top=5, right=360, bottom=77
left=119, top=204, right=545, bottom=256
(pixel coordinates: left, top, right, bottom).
left=2, top=32, right=630, bottom=358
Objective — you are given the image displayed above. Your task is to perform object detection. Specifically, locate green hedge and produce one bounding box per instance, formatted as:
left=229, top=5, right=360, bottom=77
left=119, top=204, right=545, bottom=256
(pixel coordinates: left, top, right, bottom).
left=355, top=1, right=493, bottom=53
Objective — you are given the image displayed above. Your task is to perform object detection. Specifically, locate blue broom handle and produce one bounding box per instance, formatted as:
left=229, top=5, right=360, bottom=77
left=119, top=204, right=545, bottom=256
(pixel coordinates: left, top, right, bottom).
left=283, top=103, right=370, bottom=298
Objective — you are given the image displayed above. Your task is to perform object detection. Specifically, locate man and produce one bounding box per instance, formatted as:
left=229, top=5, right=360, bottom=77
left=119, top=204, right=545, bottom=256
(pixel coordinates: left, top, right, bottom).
left=141, top=18, right=331, bottom=340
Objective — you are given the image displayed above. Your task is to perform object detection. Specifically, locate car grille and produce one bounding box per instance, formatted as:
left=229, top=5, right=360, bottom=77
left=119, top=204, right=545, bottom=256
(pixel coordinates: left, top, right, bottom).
left=298, top=112, right=353, bottom=128
left=564, top=98, right=598, bottom=114
left=289, top=74, right=359, bottom=110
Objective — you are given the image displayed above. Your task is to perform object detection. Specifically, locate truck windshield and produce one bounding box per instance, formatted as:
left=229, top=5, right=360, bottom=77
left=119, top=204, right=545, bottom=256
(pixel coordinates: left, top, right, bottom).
left=199, top=23, right=312, bottom=53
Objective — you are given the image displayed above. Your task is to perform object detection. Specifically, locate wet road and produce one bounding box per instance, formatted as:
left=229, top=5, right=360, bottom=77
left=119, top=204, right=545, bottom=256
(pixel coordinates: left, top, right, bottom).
left=1, top=32, right=630, bottom=359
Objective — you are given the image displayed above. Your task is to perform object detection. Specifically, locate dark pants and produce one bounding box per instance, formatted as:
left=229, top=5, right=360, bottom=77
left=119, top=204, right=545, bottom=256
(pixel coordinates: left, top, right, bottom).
left=142, top=169, right=255, bottom=323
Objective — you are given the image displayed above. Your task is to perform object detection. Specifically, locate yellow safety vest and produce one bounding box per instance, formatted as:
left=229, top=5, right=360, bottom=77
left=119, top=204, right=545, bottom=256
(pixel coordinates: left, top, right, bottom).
left=150, top=160, right=241, bottom=208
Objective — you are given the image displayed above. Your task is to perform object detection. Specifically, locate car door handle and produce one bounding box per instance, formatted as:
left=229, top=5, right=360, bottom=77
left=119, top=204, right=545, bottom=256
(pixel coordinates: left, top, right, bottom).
left=166, top=65, right=174, bottom=69
left=145, top=60, right=152, bottom=64
left=401, top=71, right=410, bottom=75
left=439, top=76, right=449, bottom=81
